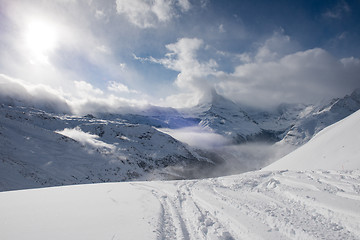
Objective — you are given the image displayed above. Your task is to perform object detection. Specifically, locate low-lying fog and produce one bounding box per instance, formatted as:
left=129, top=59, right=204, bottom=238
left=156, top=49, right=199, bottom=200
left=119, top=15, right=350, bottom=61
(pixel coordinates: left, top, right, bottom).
left=160, top=127, right=296, bottom=177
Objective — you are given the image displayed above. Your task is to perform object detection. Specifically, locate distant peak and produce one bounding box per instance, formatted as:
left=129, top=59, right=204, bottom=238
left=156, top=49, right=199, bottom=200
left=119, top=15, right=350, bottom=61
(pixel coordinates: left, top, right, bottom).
left=195, top=88, right=241, bottom=112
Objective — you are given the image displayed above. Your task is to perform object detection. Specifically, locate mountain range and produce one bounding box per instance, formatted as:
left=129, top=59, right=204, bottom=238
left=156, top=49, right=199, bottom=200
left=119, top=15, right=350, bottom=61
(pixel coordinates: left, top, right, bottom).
left=1, top=89, right=360, bottom=191
left=1, top=107, right=359, bottom=239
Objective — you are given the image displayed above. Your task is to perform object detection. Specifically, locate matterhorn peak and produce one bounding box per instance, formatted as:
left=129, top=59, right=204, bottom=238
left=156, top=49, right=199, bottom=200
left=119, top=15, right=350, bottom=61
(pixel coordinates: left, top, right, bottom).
left=196, top=88, right=239, bottom=110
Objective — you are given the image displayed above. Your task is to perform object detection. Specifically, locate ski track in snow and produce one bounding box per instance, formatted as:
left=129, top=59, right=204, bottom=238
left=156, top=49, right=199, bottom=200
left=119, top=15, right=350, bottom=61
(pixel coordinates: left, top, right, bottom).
left=129, top=170, right=360, bottom=240
left=1, top=170, right=359, bottom=240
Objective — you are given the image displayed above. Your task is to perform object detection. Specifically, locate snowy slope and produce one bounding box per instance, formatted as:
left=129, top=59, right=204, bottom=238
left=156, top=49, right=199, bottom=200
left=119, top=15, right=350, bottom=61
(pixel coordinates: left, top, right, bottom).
left=281, top=89, right=360, bottom=145
left=0, top=105, right=214, bottom=191
left=196, top=90, right=262, bottom=142
left=1, top=169, right=359, bottom=240
left=247, top=103, right=307, bottom=133
left=2, top=89, right=360, bottom=192
left=264, top=110, right=360, bottom=171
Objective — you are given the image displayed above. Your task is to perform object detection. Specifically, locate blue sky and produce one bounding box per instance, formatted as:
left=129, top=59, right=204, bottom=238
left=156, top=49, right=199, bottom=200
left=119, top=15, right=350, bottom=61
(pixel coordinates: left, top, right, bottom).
left=0, top=0, right=359, bottom=113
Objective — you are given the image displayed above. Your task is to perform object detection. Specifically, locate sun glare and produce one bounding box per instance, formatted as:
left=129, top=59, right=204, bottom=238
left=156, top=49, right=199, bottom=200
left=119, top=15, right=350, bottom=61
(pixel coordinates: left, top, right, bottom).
left=25, top=20, right=58, bottom=64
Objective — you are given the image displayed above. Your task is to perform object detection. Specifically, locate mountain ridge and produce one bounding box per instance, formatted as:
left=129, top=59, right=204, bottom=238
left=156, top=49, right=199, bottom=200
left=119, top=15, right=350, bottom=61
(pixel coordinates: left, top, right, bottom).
left=0, top=104, right=219, bottom=191
left=1, top=89, right=360, bottom=191
left=264, top=109, right=360, bottom=171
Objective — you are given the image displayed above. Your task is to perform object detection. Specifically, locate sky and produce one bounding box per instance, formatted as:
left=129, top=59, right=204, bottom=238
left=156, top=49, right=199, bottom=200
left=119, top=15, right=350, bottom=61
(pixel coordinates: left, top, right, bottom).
left=0, top=0, right=360, bottom=114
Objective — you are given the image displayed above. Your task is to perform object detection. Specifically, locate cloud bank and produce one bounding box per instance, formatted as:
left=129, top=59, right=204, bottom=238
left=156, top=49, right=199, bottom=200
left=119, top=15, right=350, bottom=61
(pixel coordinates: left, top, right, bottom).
left=145, top=38, right=223, bottom=107
left=0, top=74, right=71, bottom=113
left=148, top=32, right=360, bottom=109
left=161, top=126, right=230, bottom=149
left=0, top=74, right=147, bottom=115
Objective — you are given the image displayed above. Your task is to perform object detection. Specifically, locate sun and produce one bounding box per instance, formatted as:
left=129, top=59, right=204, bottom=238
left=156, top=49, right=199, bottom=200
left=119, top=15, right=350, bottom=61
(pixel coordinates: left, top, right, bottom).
left=25, top=20, right=58, bottom=64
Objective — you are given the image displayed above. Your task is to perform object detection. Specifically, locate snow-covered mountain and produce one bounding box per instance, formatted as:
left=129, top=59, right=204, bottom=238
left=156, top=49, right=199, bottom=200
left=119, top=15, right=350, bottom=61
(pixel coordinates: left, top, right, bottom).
left=118, top=89, right=360, bottom=146
left=1, top=89, right=360, bottom=191
left=1, top=92, right=360, bottom=239
left=280, top=89, right=360, bottom=145
left=105, top=90, right=286, bottom=144
left=0, top=105, right=217, bottom=191
left=187, top=90, right=264, bottom=143
left=264, top=109, right=360, bottom=171
left=2, top=98, right=360, bottom=240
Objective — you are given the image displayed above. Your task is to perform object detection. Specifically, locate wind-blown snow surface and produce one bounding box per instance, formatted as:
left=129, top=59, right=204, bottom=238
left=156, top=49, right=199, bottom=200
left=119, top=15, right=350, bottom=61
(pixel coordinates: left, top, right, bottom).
left=264, top=110, right=360, bottom=171
left=1, top=170, right=360, bottom=240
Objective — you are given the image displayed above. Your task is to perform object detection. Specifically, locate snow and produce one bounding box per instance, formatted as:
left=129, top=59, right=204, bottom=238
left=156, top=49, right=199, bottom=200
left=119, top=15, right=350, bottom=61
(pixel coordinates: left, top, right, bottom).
left=1, top=92, right=360, bottom=239
left=280, top=89, right=360, bottom=145
left=194, top=90, right=263, bottom=142
left=0, top=105, right=213, bottom=191
left=0, top=183, right=160, bottom=240
left=2, top=104, right=360, bottom=238
left=264, top=110, right=360, bottom=171
left=1, top=170, right=359, bottom=240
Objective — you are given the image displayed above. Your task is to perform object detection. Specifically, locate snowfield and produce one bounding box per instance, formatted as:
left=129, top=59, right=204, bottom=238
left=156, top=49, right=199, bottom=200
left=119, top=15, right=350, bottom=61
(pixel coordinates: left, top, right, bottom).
left=1, top=170, right=360, bottom=240
left=1, top=102, right=360, bottom=239
left=264, top=109, right=360, bottom=171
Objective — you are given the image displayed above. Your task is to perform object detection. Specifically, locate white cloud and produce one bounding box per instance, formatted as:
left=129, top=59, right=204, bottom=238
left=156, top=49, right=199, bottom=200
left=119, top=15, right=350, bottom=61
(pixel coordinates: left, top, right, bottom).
left=252, top=30, right=297, bottom=63
left=340, top=56, right=360, bottom=66
left=149, top=33, right=360, bottom=109
left=0, top=74, right=71, bottom=113
left=236, top=53, right=252, bottom=63
left=160, top=92, right=204, bottom=108
left=161, top=126, right=230, bottom=149
left=70, top=95, right=148, bottom=116
left=0, top=73, right=147, bottom=115
left=107, top=81, right=138, bottom=94
left=119, top=63, right=126, bottom=70
left=115, top=0, right=191, bottom=28
left=148, top=33, right=299, bottom=108
left=2, top=0, right=359, bottom=113
left=56, top=127, right=115, bottom=150
left=217, top=48, right=360, bottom=108
left=177, top=0, right=191, bottom=11
left=147, top=37, right=223, bottom=106
left=218, top=24, right=225, bottom=33
left=1, top=0, right=142, bottom=97
left=96, top=45, right=111, bottom=55
left=323, top=0, right=351, bottom=19
left=74, top=81, right=104, bottom=97
left=200, top=0, right=209, bottom=8
left=95, top=9, right=106, bottom=20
